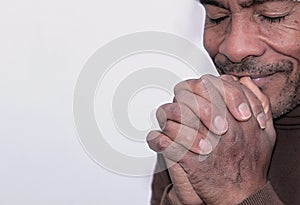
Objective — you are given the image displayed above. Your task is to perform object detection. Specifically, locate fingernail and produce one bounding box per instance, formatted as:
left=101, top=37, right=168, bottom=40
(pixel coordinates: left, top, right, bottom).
left=257, top=112, right=266, bottom=129
left=199, top=138, right=213, bottom=155
left=213, top=115, right=228, bottom=134
left=238, top=103, right=251, bottom=120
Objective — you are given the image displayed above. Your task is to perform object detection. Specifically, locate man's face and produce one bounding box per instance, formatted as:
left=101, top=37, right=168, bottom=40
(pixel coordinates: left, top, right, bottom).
left=201, top=0, right=300, bottom=118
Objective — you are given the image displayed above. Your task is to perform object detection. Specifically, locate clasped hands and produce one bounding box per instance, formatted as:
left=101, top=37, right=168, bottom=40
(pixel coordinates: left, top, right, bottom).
left=147, top=75, right=276, bottom=205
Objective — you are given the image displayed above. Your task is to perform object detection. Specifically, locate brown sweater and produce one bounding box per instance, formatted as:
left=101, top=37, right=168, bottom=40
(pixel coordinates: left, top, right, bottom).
left=150, top=105, right=300, bottom=205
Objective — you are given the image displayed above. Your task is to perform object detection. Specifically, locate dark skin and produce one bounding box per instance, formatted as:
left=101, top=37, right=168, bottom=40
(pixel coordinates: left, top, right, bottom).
left=147, top=0, right=300, bottom=204
left=148, top=76, right=275, bottom=204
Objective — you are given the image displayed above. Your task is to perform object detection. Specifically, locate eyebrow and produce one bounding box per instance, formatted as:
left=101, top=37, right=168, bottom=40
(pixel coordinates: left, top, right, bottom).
left=199, top=0, right=226, bottom=9
left=199, top=0, right=274, bottom=9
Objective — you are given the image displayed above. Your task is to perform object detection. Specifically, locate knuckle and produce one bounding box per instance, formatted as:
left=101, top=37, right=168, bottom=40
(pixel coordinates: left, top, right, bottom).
left=146, top=131, right=170, bottom=152
left=163, top=120, right=178, bottom=134
left=200, top=104, right=212, bottom=119
left=199, top=75, right=219, bottom=96
left=224, top=86, right=243, bottom=102
left=157, top=103, right=182, bottom=121
left=175, top=90, right=191, bottom=102
left=174, top=79, right=198, bottom=93
left=176, top=93, right=199, bottom=112
left=201, top=73, right=215, bottom=81
left=176, top=91, right=187, bottom=101
left=156, top=136, right=170, bottom=151
left=186, top=79, right=203, bottom=89
left=157, top=103, right=172, bottom=114
left=192, top=77, right=207, bottom=89
left=167, top=103, right=182, bottom=120
left=175, top=78, right=209, bottom=96
left=174, top=80, right=190, bottom=93
left=220, top=74, right=235, bottom=81
left=201, top=74, right=221, bottom=87
left=146, top=131, right=159, bottom=143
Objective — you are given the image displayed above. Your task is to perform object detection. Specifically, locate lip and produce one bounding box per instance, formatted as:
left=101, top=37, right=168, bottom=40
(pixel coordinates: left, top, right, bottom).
left=250, top=75, right=273, bottom=88
left=228, top=73, right=278, bottom=88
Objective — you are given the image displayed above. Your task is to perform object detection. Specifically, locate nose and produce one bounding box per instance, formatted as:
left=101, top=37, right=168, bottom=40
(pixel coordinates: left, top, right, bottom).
left=219, top=16, right=266, bottom=63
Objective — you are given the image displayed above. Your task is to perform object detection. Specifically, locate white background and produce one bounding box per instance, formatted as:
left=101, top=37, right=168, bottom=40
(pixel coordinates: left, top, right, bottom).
left=0, top=0, right=211, bottom=204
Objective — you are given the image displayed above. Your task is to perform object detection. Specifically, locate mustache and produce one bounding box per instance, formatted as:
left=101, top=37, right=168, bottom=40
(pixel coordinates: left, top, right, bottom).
left=215, top=56, right=293, bottom=76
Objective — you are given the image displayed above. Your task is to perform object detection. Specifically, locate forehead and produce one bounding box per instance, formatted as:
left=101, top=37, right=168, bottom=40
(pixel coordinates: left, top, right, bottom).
left=200, top=0, right=293, bottom=8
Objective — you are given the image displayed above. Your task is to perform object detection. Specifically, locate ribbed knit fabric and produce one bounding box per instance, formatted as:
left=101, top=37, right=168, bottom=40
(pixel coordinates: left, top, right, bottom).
left=159, top=184, right=172, bottom=205
left=238, top=182, right=284, bottom=205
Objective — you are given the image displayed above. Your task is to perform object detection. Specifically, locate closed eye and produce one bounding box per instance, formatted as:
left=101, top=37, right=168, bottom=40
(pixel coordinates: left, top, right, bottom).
left=260, top=15, right=286, bottom=24
left=208, top=16, right=229, bottom=25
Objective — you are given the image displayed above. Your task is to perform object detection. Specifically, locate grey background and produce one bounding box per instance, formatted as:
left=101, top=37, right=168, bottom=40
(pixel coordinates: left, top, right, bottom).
left=0, top=0, right=215, bottom=204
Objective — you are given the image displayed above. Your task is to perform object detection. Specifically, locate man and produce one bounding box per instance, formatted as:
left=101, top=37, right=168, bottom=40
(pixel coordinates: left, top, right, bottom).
left=147, top=0, right=300, bottom=204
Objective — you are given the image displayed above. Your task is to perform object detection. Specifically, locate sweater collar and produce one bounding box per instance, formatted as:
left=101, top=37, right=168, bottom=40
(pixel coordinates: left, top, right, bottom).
left=274, top=104, right=300, bottom=128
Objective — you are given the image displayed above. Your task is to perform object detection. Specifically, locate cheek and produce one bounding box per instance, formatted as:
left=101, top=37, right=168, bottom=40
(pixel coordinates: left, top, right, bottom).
left=266, top=32, right=300, bottom=60
left=204, top=29, right=224, bottom=57
left=260, top=21, right=300, bottom=60
left=203, top=32, right=215, bottom=56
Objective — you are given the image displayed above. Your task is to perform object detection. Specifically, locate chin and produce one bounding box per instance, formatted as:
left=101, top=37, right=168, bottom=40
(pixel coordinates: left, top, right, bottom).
left=270, top=97, right=300, bottom=119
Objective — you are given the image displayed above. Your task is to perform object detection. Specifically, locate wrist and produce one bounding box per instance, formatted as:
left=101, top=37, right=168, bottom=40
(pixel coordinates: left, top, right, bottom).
left=203, top=180, right=268, bottom=205
left=168, top=187, right=184, bottom=205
